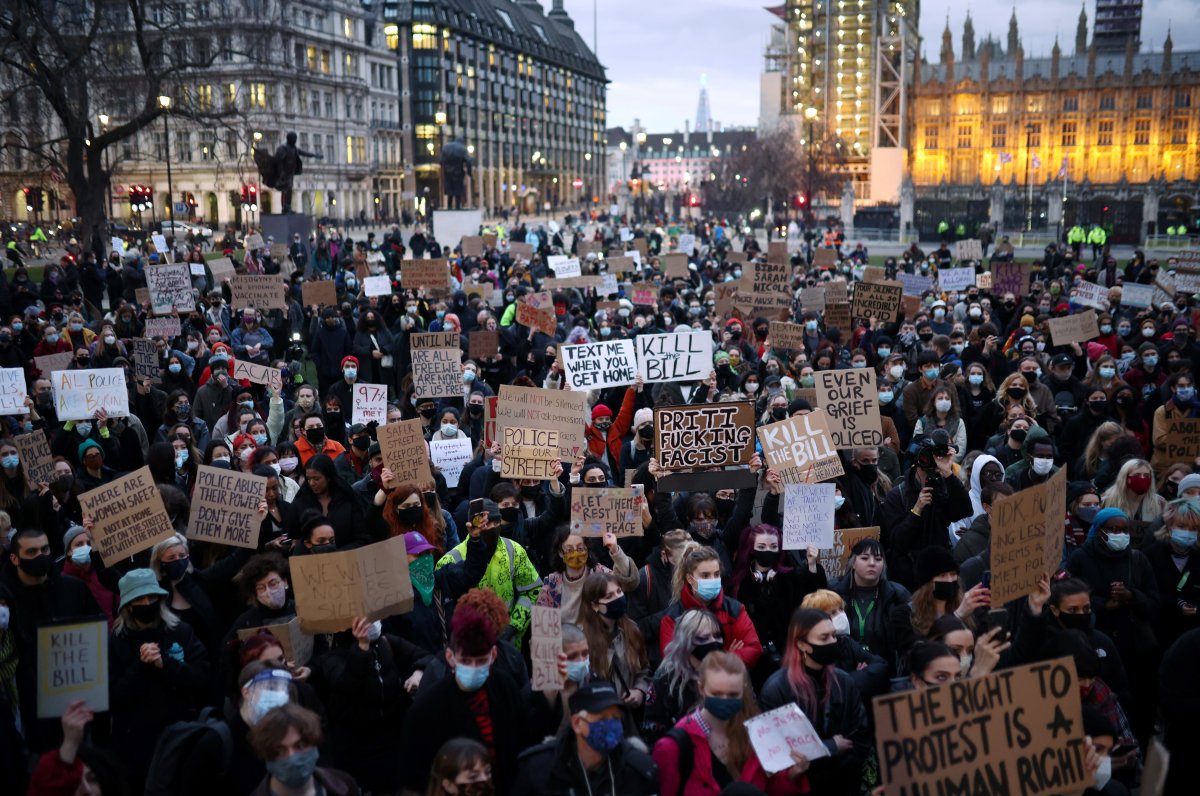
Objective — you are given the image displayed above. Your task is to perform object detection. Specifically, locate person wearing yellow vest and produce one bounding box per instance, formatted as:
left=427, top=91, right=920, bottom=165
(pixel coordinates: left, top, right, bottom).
left=1068, top=224, right=1085, bottom=259
left=1087, top=225, right=1107, bottom=260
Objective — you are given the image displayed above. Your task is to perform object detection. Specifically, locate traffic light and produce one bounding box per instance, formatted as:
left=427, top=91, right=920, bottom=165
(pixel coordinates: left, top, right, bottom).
left=129, top=185, right=151, bottom=212
left=240, top=185, right=250, bottom=210
left=30, top=188, right=43, bottom=213
left=247, top=184, right=258, bottom=211
left=184, top=191, right=196, bottom=210
left=23, top=187, right=31, bottom=211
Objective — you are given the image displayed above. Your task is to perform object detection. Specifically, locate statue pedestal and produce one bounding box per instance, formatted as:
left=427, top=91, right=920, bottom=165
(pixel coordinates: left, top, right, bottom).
left=261, top=213, right=312, bottom=246
left=432, top=209, right=483, bottom=250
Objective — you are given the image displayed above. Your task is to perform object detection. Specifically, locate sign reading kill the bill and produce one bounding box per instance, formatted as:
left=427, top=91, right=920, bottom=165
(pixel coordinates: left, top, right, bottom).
left=872, top=657, right=1088, bottom=796
left=530, top=605, right=564, bottom=692
left=499, top=427, right=559, bottom=480
left=654, top=401, right=756, bottom=490
left=991, top=261, right=1031, bottom=296
left=188, top=465, right=268, bottom=549
left=290, top=534, right=413, bottom=634
left=815, top=369, right=884, bottom=448
left=634, top=330, right=713, bottom=383
left=37, top=619, right=108, bottom=718
left=756, top=409, right=844, bottom=483
left=496, top=384, right=587, bottom=461
left=570, top=487, right=643, bottom=537
left=79, top=466, right=176, bottom=566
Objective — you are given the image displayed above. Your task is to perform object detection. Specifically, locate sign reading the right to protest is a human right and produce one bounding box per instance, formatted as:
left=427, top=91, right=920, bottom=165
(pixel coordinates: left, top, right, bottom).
left=815, top=369, right=883, bottom=448
left=872, top=657, right=1088, bottom=796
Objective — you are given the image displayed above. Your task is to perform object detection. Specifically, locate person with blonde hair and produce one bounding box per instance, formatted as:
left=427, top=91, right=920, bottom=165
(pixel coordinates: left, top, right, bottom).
left=652, top=651, right=810, bottom=794
left=642, top=609, right=721, bottom=742
left=1100, top=458, right=1166, bottom=539
left=1146, top=497, right=1200, bottom=647
left=659, top=543, right=762, bottom=669
left=800, top=589, right=889, bottom=698
left=1077, top=421, right=1125, bottom=481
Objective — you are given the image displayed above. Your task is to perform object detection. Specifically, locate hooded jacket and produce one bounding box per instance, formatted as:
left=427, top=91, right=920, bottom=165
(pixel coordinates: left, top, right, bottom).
left=1002, top=425, right=1060, bottom=490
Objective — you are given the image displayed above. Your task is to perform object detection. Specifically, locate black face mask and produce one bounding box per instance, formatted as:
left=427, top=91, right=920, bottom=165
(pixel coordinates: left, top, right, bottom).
left=855, top=463, right=879, bottom=484
left=1008, top=387, right=1027, bottom=401
left=518, top=485, right=540, bottom=499
left=753, top=549, right=781, bottom=568
left=715, top=497, right=735, bottom=515
left=396, top=505, right=424, bottom=526
left=310, top=542, right=336, bottom=555
left=304, top=428, right=325, bottom=445
left=352, top=436, right=371, bottom=451
left=18, top=553, right=53, bottom=577
left=932, top=581, right=959, bottom=601
left=1009, top=428, right=1028, bottom=443
left=129, top=602, right=161, bottom=624
left=806, top=640, right=840, bottom=667
left=419, top=407, right=436, bottom=419
left=1057, top=611, right=1094, bottom=632
left=771, top=407, right=788, bottom=421
left=692, top=640, right=724, bottom=661
left=468, top=404, right=484, bottom=416
left=637, top=425, right=653, bottom=440
left=499, top=506, right=520, bottom=523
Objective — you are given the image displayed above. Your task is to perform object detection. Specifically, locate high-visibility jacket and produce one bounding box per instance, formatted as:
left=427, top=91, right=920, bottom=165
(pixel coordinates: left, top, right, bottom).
left=438, top=535, right=542, bottom=644
left=937, top=220, right=950, bottom=233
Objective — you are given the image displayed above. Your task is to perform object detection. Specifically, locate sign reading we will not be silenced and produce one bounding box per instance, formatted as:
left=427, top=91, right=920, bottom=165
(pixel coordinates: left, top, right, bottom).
left=561, top=339, right=637, bottom=390
left=290, top=534, right=413, bottom=634
left=187, top=465, right=267, bottom=549
left=53, top=368, right=129, bottom=421
left=872, top=657, right=1088, bottom=796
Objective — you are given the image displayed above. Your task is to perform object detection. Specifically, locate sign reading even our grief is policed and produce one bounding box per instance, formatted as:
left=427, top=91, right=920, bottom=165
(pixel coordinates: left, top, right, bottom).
left=53, top=368, right=129, bottom=421
left=634, top=330, right=713, bottom=383
left=79, top=466, right=176, bottom=566
left=500, top=427, right=559, bottom=480
left=756, top=409, right=844, bottom=484
left=561, top=339, right=637, bottom=390
left=654, top=402, right=755, bottom=471
left=816, top=369, right=883, bottom=448
left=872, top=657, right=1088, bottom=796
left=570, top=487, right=643, bottom=537
left=37, top=619, right=108, bottom=718
left=290, top=535, right=414, bottom=634
left=187, top=465, right=268, bottom=549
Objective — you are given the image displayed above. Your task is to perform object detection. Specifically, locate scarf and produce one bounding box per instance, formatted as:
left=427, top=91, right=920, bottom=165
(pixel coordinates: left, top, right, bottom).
left=0, top=630, right=18, bottom=716
left=410, top=553, right=435, bottom=607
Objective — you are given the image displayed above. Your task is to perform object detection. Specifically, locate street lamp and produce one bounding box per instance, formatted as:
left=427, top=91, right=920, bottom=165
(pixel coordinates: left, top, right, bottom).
left=804, top=106, right=818, bottom=226
left=97, top=113, right=113, bottom=222
left=158, top=94, right=174, bottom=236
left=1024, top=122, right=1035, bottom=232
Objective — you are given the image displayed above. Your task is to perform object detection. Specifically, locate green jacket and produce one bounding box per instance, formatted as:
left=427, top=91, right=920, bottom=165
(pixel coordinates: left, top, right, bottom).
left=438, top=535, right=542, bottom=644
left=937, top=220, right=950, bottom=233
left=1087, top=227, right=1107, bottom=245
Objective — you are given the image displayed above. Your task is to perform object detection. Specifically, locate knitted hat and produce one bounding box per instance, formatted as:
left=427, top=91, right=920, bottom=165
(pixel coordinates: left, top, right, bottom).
left=634, top=408, right=653, bottom=428
left=914, top=546, right=958, bottom=590
left=591, top=404, right=613, bottom=421
left=78, top=438, right=103, bottom=461
left=63, top=524, right=88, bottom=550
left=1086, top=507, right=1127, bottom=541
left=1020, top=314, right=1036, bottom=327
left=1178, top=473, right=1200, bottom=495
left=1066, top=481, right=1098, bottom=506
left=341, top=355, right=359, bottom=370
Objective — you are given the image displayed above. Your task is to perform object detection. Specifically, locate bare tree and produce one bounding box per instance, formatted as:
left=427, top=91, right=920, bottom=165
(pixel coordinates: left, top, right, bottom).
left=701, top=127, right=847, bottom=216
left=0, top=0, right=274, bottom=239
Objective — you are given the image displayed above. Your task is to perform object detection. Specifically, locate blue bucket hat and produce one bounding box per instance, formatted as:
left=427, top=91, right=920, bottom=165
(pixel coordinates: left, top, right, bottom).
left=118, top=568, right=169, bottom=611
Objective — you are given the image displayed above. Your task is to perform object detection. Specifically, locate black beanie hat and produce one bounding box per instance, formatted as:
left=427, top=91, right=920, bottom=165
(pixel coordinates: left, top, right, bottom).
left=914, top=545, right=958, bottom=590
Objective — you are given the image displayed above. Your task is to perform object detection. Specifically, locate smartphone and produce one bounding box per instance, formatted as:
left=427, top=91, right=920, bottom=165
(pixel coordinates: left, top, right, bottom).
left=469, top=498, right=484, bottom=524
left=987, top=608, right=1010, bottom=643
left=981, top=570, right=992, bottom=590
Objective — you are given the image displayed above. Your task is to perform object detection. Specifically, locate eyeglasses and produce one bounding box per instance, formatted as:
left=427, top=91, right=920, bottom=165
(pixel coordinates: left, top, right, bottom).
left=561, top=546, right=586, bottom=554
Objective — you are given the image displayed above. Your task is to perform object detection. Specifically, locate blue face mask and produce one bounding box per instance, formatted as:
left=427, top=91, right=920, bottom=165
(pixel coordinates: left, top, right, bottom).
left=70, top=544, right=92, bottom=566
left=924, top=368, right=940, bottom=381
left=253, top=433, right=268, bottom=446
left=968, top=374, right=985, bottom=385
left=600, top=326, right=612, bottom=337
left=878, top=391, right=894, bottom=404
left=566, top=659, right=590, bottom=683
left=1104, top=532, right=1130, bottom=552
left=1170, top=528, right=1198, bottom=549
left=805, top=320, right=818, bottom=331
left=76, top=423, right=93, bottom=436
left=584, top=717, right=624, bottom=753
left=46, top=333, right=59, bottom=344
left=1143, top=356, right=1159, bottom=368
left=264, top=747, right=319, bottom=788
left=876, top=347, right=891, bottom=358
left=344, top=368, right=357, bottom=380
left=704, top=695, right=743, bottom=721
left=251, top=689, right=290, bottom=724
left=174, top=449, right=189, bottom=469
left=436, top=310, right=446, bottom=319
left=0, top=454, right=18, bottom=470
left=12, top=323, right=22, bottom=332
left=454, top=660, right=491, bottom=691
left=1177, top=387, right=1195, bottom=403
left=21, top=421, right=31, bottom=433
left=168, top=363, right=182, bottom=374
left=441, top=424, right=458, bottom=437
left=463, top=370, right=475, bottom=382
left=694, top=577, right=722, bottom=601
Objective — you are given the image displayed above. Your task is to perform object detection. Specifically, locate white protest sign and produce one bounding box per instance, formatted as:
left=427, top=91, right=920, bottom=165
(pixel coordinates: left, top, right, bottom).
left=547, top=255, right=582, bottom=278
left=619, top=227, right=633, bottom=242
left=53, top=369, right=129, bottom=420
left=938, top=267, right=976, bottom=291
left=352, top=383, right=388, bottom=425
left=110, top=236, right=124, bottom=254
left=1121, top=282, right=1154, bottom=309
left=782, top=482, right=836, bottom=549
left=600, top=273, right=619, bottom=295
left=1073, top=281, right=1110, bottom=311
left=363, top=275, right=392, bottom=297
left=635, top=331, right=713, bottom=383
left=151, top=234, right=169, bottom=254
left=678, top=233, right=696, bottom=253
left=0, top=367, right=27, bottom=415
left=561, top=340, right=637, bottom=390
left=145, top=263, right=194, bottom=314
left=745, top=703, right=829, bottom=774
left=190, top=262, right=207, bottom=276
left=626, top=249, right=642, bottom=266
left=429, top=437, right=473, bottom=488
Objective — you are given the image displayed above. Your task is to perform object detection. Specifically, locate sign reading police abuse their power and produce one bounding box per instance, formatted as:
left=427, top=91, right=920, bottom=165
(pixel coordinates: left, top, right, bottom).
left=187, top=465, right=268, bottom=549
left=757, top=409, right=844, bottom=483
left=815, top=369, right=883, bottom=448
left=53, top=368, right=130, bottom=421
left=38, top=619, right=108, bottom=718
left=561, top=339, right=637, bottom=390
left=872, top=657, right=1088, bottom=796
left=635, top=330, right=713, bottom=383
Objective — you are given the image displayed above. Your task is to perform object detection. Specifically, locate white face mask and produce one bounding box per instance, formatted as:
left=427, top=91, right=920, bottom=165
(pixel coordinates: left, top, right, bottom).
left=959, top=654, right=974, bottom=678
left=831, top=611, right=850, bottom=637
left=1094, top=754, right=1112, bottom=791
left=1031, top=457, right=1054, bottom=476
left=935, top=399, right=952, bottom=413
left=889, top=365, right=905, bottom=380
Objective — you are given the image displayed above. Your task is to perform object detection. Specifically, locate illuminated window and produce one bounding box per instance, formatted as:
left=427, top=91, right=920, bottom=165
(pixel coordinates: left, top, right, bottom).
left=196, top=84, right=213, bottom=110
left=1061, top=122, right=1076, bottom=147
left=319, top=50, right=331, bottom=74
left=1134, top=119, right=1151, bottom=145
left=413, top=24, right=437, bottom=49
left=346, top=135, right=354, bottom=164
left=991, top=124, right=1007, bottom=148
left=957, top=124, right=972, bottom=149
left=991, top=96, right=1009, bottom=114
left=306, top=46, right=317, bottom=71
left=226, top=82, right=238, bottom=106
left=925, top=101, right=940, bottom=117
left=249, top=83, right=267, bottom=109
left=343, top=16, right=353, bottom=38
left=1097, top=120, right=1113, bottom=146
left=923, top=125, right=939, bottom=150
left=1026, top=96, right=1044, bottom=113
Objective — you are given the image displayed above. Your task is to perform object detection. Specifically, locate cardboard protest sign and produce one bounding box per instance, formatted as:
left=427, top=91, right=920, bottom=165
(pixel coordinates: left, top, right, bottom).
left=237, top=617, right=314, bottom=666
left=1046, top=310, right=1099, bottom=347
left=991, top=261, right=1031, bottom=296
left=232, top=360, right=283, bottom=393
left=1120, top=282, right=1154, bottom=308
left=745, top=704, right=829, bottom=774
left=500, top=427, right=559, bottom=480
left=823, top=303, right=851, bottom=330
left=852, top=280, right=903, bottom=322
left=429, top=437, right=473, bottom=488
left=206, top=256, right=236, bottom=283
left=461, top=236, right=484, bottom=257
left=768, top=322, right=806, bottom=352
left=1152, top=416, right=1200, bottom=475
left=37, top=619, right=108, bottom=718
left=756, top=409, right=844, bottom=483
left=134, top=287, right=151, bottom=306
left=975, top=271, right=993, bottom=290
left=496, top=385, right=587, bottom=461
left=873, top=657, right=1087, bottom=796
left=547, top=255, right=582, bottom=278
left=35, top=351, right=74, bottom=376
left=901, top=294, right=922, bottom=319
left=188, top=465, right=267, bottom=549
left=862, top=266, right=886, bottom=283
left=662, top=252, right=689, bottom=278
left=411, top=333, right=462, bottom=399
left=270, top=242, right=290, bottom=261
left=144, top=316, right=181, bottom=339
left=509, top=241, right=533, bottom=258
left=79, top=466, right=175, bottom=565
left=989, top=467, right=1067, bottom=605
left=655, top=402, right=756, bottom=490
left=1072, top=281, right=1110, bottom=311
left=362, top=275, right=391, bottom=297
left=290, top=535, right=413, bottom=633
left=378, top=419, right=434, bottom=488
left=768, top=241, right=789, bottom=264
left=401, top=259, right=449, bottom=292
left=737, top=261, right=792, bottom=313
left=243, top=233, right=264, bottom=250
left=954, top=238, right=983, bottom=261
left=530, top=605, right=564, bottom=691
left=0, top=367, right=26, bottom=414
left=570, top=487, right=643, bottom=537
left=561, top=339, right=637, bottom=390
left=606, top=255, right=636, bottom=273
left=634, top=331, right=713, bottom=383
left=468, top=330, right=499, bottom=360
left=132, top=338, right=161, bottom=385
left=145, top=263, right=193, bottom=314
left=352, top=383, right=388, bottom=425
left=1155, top=269, right=1177, bottom=298
left=14, top=430, right=55, bottom=488
left=824, top=279, right=849, bottom=303
left=1175, top=266, right=1200, bottom=295
left=813, top=248, right=838, bottom=268
left=630, top=285, right=658, bottom=307
left=516, top=294, right=557, bottom=336
left=542, top=275, right=603, bottom=291
left=800, top=286, right=826, bottom=312
left=816, top=369, right=883, bottom=448
left=818, top=526, right=881, bottom=581
left=938, top=266, right=977, bottom=291
left=782, top=483, right=836, bottom=549
left=899, top=273, right=934, bottom=296
left=53, top=368, right=129, bottom=420
left=713, top=282, right=739, bottom=319
left=231, top=274, right=287, bottom=310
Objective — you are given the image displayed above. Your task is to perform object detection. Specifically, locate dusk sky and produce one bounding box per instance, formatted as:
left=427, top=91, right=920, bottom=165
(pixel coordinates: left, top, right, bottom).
left=559, top=0, right=1197, bottom=134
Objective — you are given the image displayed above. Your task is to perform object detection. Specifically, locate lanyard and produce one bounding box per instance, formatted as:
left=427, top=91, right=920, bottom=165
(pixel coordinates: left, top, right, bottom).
left=853, top=597, right=876, bottom=639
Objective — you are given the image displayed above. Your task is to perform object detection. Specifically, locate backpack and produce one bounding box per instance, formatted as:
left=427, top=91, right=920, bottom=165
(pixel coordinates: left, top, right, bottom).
left=664, top=727, right=694, bottom=795
left=144, top=707, right=234, bottom=796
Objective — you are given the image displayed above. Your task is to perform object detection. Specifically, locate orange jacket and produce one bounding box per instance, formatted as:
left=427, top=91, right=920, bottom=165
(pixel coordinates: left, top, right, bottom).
left=584, top=386, right=637, bottom=466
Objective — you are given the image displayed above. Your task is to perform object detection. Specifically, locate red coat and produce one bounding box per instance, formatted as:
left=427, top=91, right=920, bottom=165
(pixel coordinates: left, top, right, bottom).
left=585, top=385, right=637, bottom=465
left=660, top=585, right=763, bottom=669
left=652, top=711, right=808, bottom=796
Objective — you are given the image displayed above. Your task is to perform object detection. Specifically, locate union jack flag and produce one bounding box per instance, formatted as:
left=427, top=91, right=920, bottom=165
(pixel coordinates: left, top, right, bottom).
left=998, top=152, right=1013, bottom=164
